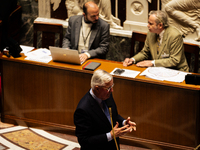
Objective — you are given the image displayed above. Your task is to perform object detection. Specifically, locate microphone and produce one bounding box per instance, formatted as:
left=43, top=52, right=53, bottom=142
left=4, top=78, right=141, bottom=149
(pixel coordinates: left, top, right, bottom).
left=106, top=100, right=119, bottom=150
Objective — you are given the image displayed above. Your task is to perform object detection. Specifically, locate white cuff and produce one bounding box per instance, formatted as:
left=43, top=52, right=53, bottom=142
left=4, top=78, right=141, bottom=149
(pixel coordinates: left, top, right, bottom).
left=106, top=132, right=112, bottom=141
left=131, top=58, right=135, bottom=64
left=85, top=52, right=91, bottom=58
left=151, top=60, right=155, bottom=66
left=123, top=120, right=126, bottom=126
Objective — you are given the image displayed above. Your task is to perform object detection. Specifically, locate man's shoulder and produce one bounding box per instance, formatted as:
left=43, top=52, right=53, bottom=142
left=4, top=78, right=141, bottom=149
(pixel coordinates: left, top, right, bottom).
left=77, top=91, right=93, bottom=108
left=69, top=15, right=82, bottom=21
left=166, top=26, right=182, bottom=36
left=98, top=17, right=109, bottom=27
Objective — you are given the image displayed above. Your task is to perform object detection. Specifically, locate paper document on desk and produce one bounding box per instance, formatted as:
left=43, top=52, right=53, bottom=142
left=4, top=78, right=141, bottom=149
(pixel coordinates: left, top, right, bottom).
left=140, top=67, right=189, bottom=82
left=20, top=45, right=34, bottom=54
left=25, top=48, right=52, bottom=63
left=110, top=68, right=140, bottom=78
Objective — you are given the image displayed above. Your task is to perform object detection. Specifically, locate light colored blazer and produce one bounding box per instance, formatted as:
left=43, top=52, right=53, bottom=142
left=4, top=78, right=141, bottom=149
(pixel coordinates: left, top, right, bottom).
left=133, top=26, right=189, bottom=71
left=62, top=15, right=110, bottom=59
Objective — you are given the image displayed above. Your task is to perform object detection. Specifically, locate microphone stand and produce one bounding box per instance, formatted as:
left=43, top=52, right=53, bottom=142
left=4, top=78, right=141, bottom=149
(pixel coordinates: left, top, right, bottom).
left=109, top=107, right=119, bottom=150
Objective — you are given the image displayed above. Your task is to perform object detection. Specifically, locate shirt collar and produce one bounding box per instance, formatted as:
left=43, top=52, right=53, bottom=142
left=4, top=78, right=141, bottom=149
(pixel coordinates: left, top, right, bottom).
left=83, top=17, right=93, bottom=25
left=159, top=29, right=165, bottom=39
left=157, top=29, right=165, bottom=44
left=90, top=88, right=102, bottom=105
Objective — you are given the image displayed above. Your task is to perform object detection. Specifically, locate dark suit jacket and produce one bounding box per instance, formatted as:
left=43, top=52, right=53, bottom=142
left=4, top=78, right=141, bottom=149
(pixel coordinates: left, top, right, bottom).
left=62, top=15, right=110, bottom=59
left=0, top=0, right=17, bottom=51
left=74, top=91, right=124, bottom=150
left=133, top=26, right=189, bottom=71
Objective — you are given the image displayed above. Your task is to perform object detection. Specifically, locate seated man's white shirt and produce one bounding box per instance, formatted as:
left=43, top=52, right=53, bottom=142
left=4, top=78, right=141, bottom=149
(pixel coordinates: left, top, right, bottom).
left=78, top=18, right=92, bottom=58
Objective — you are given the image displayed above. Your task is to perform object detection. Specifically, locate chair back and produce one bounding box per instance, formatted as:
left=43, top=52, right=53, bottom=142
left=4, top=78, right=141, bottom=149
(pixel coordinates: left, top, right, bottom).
left=33, top=21, right=63, bottom=49
left=130, top=31, right=147, bottom=57
left=130, top=31, right=199, bottom=73
left=184, top=42, right=199, bottom=73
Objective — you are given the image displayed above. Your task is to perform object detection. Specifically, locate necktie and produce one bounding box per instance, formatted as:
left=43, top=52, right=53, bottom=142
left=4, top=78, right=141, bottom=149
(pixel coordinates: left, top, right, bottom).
left=157, top=35, right=161, bottom=54
left=102, top=101, right=111, bottom=124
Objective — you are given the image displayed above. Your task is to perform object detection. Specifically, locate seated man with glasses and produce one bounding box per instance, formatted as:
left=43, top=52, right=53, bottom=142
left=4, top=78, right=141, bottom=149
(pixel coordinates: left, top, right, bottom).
left=74, top=69, right=136, bottom=150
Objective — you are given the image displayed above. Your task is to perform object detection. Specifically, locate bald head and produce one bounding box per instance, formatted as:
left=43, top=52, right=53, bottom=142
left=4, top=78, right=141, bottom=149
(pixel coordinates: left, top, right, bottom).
left=83, top=1, right=99, bottom=24
left=85, top=1, right=98, bottom=9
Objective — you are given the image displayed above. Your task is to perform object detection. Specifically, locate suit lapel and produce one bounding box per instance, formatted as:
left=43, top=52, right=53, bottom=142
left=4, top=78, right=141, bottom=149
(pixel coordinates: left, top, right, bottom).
left=89, top=97, right=111, bottom=127
left=157, top=29, right=168, bottom=58
left=151, top=34, right=159, bottom=59
left=88, top=21, right=100, bottom=49
left=75, top=16, right=82, bottom=49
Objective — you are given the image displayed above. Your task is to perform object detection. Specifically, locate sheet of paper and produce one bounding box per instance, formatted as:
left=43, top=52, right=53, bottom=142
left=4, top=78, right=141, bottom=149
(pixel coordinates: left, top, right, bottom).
left=110, top=68, right=140, bottom=78
left=140, top=67, right=189, bottom=83
left=25, top=48, right=52, bottom=63
left=20, top=45, right=34, bottom=54
left=25, top=48, right=51, bottom=57
left=25, top=55, right=52, bottom=63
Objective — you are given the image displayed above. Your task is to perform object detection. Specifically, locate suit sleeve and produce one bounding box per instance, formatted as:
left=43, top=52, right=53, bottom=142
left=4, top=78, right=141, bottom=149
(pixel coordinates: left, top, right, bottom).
left=62, top=17, right=72, bottom=48
left=132, top=32, right=152, bottom=62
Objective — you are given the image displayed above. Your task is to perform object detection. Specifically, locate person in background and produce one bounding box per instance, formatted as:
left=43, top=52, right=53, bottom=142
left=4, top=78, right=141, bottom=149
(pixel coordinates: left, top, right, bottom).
left=123, top=10, right=189, bottom=72
left=74, top=69, right=136, bottom=150
left=0, top=0, right=17, bottom=51
left=62, top=1, right=110, bottom=63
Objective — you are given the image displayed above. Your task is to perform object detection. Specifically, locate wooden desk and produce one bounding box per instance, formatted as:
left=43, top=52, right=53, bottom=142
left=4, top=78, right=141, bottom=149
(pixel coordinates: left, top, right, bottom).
left=0, top=54, right=199, bottom=150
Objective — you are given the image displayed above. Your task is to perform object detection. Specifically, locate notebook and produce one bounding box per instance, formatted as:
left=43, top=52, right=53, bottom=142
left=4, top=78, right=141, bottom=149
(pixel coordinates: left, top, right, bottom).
left=49, top=46, right=84, bottom=65
left=82, top=61, right=101, bottom=71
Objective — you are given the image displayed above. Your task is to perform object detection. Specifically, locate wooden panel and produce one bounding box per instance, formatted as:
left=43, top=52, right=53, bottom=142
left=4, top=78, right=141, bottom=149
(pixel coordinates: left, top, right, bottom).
left=113, top=78, right=198, bottom=147
left=2, top=61, right=91, bottom=126
left=0, top=56, right=200, bottom=149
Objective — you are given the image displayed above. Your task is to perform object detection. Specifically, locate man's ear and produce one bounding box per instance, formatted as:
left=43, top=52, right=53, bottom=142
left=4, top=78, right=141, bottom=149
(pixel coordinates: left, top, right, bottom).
left=83, top=12, right=86, bottom=17
left=95, top=86, right=101, bottom=93
left=158, top=23, right=163, bottom=29
left=95, top=85, right=99, bottom=91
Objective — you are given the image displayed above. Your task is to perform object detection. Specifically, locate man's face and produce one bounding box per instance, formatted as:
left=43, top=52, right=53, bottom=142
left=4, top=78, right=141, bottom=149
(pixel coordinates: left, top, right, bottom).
left=97, top=79, right=114, bottom=100
left=147, top=14, right=161, bottom=34
left=84, top=6, right=99, bottom=24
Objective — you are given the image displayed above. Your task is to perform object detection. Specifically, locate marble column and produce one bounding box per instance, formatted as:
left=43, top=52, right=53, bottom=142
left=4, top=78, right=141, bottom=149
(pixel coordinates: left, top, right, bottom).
left=38, top=0, right=51, bottom=18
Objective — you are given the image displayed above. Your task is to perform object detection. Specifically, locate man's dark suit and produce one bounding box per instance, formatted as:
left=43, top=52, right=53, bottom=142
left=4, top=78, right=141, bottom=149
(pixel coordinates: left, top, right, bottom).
left=74, top=91, right=124, bottom=150
left=62, top=15, right=110, bottom=59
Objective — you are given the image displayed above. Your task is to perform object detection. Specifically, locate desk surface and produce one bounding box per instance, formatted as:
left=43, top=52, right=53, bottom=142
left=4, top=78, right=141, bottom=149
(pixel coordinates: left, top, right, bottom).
left=1, top=53, right=200, bottom=90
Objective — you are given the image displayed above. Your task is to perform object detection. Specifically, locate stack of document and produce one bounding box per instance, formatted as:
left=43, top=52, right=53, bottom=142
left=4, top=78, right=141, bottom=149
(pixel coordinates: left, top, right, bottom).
left=24, top=48, right=52, bottom=63
left=20, top=45, right=34, bottom=54
left=140, top=67, right=189, bottom=83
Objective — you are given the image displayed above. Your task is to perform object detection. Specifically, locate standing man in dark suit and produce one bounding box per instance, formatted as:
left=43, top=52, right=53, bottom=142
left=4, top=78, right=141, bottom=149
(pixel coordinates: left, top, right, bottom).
left=62, top=1, right=110, bottom=63
left=74, top=69, right=136, bottom=150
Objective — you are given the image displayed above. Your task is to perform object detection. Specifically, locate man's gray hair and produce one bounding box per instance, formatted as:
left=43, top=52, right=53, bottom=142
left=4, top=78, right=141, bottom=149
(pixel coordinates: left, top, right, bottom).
left=149, top=10, right=169, bottom=28
left=91, top=69, right=113, bottom=90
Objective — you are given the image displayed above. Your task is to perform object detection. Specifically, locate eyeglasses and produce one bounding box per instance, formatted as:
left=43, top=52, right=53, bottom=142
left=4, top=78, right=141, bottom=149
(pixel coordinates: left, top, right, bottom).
left=102, top=84, right=114, bottom=92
